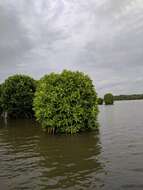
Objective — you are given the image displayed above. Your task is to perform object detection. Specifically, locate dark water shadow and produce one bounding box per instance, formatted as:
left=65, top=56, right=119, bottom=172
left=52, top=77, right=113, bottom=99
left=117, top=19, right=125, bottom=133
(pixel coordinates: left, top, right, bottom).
left=0, top=118, right=105, bottom=190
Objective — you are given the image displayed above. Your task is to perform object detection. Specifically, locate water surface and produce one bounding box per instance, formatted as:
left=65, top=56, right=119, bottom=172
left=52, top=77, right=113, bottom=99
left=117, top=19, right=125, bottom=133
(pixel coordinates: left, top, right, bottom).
left=0, top=100, right=143, bottom=189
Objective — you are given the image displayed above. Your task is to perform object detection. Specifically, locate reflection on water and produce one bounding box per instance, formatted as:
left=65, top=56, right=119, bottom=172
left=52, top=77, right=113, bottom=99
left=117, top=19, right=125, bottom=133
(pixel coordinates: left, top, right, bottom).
left=0, top=119, right=103, bottom=190
left=1, top=100, right=143, bottom=189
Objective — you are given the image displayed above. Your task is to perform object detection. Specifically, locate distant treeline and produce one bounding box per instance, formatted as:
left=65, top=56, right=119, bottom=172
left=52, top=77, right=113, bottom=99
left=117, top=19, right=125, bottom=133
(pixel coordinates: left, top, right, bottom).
left=114, top=94, right=143, bottom=101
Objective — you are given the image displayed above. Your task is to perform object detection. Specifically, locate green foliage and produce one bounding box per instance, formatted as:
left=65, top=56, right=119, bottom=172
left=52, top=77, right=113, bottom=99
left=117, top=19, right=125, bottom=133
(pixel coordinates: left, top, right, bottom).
left=33, top=70, right=99, bottom=134
left=1, top=74, right=36, bottom=118
left=97, top=98, right=103, bottom=105
left=104, top=93, right=114, bottom=105
left=114, top=94, right=143, bottom=101
left=0, top=84, right=3, bottom=115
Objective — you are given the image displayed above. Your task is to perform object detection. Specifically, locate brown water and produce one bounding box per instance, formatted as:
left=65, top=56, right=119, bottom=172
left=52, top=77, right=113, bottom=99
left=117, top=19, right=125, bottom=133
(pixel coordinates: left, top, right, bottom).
left=0, top=100, right=143, bottom=190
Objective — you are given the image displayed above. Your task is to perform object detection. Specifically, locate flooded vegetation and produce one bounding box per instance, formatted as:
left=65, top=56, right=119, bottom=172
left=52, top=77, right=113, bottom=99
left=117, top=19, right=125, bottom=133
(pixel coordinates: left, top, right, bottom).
left=0, top=100, right=143, bottom=189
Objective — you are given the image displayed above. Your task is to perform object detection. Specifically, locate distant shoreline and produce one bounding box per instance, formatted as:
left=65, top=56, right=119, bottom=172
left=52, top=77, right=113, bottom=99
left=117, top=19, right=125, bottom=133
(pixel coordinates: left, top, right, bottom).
left=114, top=94, right=143, bottom=101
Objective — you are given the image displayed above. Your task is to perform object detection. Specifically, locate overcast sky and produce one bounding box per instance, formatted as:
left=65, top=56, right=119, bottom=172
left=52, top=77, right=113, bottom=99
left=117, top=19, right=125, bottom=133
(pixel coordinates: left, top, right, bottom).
left=0, top=0, right=143, bottom=96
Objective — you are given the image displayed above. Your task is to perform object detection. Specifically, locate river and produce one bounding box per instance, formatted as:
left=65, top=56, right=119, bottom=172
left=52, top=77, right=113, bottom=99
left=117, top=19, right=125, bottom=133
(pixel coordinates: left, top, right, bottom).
left=0, top=100, right=143, bottom=189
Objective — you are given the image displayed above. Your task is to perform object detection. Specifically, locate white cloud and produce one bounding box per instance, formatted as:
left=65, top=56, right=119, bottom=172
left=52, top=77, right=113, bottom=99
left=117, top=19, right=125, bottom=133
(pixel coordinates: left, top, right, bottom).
left=0, top=0, right=143, bottom=95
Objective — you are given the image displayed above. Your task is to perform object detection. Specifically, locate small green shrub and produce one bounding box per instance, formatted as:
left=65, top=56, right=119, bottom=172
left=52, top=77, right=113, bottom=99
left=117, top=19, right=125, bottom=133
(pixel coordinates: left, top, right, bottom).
left=33, top=70, right=99, bottom=134
left=0, top=84, right=3, bottom=115
left=1, top=74, right=36, bottom=118
left=104, top=93, right=114, bottom=105
left=97, top=98, right=103, bottom=105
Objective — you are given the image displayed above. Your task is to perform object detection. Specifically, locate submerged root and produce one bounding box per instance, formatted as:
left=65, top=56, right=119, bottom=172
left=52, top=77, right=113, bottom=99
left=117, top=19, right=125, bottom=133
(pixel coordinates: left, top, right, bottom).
left=47, top=127, right=56, bottom=135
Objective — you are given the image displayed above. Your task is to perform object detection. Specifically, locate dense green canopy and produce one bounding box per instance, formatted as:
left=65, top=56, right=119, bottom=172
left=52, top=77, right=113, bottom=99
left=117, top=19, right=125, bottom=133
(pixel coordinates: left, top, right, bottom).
left=1, top=74, right=36, bottom=118
left=0, top=84, right=2, bottom=115
left=97, top=98, right=104, bottom=105
left=33, top=70, right=99, bottom=134
left=104, top=93, right=114, bottom=105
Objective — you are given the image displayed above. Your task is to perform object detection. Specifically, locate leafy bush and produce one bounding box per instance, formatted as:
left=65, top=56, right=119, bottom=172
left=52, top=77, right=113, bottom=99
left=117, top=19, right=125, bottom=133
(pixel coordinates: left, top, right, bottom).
left=0, top=84, right=3, bottom=115
left=97, top=97, right=103, bottom=105
left=33, top=70, right=99, bottom=134
left=104, top=93, right=114, bottom=105
left=1, top=74, right=36, bottom=118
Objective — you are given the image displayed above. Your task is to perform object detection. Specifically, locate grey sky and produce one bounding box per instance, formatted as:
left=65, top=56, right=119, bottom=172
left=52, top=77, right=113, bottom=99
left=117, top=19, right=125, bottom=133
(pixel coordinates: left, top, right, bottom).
left=0, top=0, right=143, bottom=96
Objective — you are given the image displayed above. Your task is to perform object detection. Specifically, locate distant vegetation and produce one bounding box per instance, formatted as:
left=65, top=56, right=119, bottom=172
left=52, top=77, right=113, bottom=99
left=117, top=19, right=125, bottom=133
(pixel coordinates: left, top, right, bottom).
left=33, top=70, right=99, bottom=134
left=114, top=94, right=143, bottom=101
left=104, top=93, right=114, bottom=105
left=0, top=84, right=2, bottom=115
left=97, top=98, right=104, bottom=105
left=1, top=75, right=36, bottom=118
